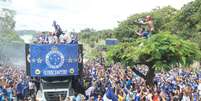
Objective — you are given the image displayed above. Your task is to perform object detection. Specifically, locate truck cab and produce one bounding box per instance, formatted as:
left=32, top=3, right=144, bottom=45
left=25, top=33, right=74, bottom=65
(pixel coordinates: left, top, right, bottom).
left=36, top=77, right=73, bottom=101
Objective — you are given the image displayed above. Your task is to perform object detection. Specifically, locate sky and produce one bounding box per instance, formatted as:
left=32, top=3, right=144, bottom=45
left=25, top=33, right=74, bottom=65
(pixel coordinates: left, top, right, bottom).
left=12, top=0, right=193, bottom=32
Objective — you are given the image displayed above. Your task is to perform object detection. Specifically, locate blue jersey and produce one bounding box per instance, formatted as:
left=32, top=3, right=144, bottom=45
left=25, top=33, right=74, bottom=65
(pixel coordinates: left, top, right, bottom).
left=16, top=83, right=23, bottom=94
left=6, top=87, right=13, bottom=101
left=134, top=95, right=140, bottom=101
left=192, top=93, right=198, bottom=101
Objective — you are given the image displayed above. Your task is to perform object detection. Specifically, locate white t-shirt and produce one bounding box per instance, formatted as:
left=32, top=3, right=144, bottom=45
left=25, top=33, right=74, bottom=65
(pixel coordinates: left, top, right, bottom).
left=59, top=34, right=65, bottom=43
left=29, top=82, right=35, bottom=90
left=181, top=96, right=190, bottom=101
left=85, top=86, right=95, bottom=96
left=48, top=36, right=54, bottom=44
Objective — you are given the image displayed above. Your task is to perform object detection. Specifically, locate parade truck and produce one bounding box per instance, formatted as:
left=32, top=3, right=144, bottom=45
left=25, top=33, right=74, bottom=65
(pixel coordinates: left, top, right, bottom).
left=25, top=43, right=83, bottom=101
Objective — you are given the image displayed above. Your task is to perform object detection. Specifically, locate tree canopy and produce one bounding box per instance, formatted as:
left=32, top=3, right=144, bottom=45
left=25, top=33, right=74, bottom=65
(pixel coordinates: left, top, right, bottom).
left=173, top=0, right=201, bottom=48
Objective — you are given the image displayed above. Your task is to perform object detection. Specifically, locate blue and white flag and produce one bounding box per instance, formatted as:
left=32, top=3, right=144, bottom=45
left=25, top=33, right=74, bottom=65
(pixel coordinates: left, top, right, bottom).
left=30, top=44, right=78, bottom=77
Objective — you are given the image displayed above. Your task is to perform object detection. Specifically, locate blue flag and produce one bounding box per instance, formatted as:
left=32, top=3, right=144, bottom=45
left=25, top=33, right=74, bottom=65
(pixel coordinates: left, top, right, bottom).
left=30, top=44, right=78, bottom=77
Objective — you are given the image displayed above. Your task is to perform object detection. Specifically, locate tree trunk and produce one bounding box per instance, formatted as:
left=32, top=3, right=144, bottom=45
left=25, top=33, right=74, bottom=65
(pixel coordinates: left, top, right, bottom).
left=131, top=64, right=155, bottom=87
left=145, top=67, right=155, bottom=87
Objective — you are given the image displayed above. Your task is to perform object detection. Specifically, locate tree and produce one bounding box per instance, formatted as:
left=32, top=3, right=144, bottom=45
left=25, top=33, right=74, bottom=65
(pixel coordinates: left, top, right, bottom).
left=0, top=8, right=15, bottom=33
left=0, top=8, right=22, bottom=42
left=172, top=0, right=201, bottom=48
left=107, top=32, right=201, bottom=86
left=175, top=0, right=201, bottom=34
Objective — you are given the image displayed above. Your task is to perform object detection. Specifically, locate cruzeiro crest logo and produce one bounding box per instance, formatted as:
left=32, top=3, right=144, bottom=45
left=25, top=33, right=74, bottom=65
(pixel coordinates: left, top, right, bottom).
left=45, top=46, right=65, bottom=69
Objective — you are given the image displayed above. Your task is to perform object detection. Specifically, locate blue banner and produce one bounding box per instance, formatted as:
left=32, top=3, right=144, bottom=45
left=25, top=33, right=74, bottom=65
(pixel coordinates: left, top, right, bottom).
left=30, top=44, right=78, bottom=77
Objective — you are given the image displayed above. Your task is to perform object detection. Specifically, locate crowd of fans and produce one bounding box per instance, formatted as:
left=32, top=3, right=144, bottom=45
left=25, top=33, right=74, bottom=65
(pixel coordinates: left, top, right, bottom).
left=70, top=60, right=201, bottom=101
left=0, top=60, right=201, bottom=101
left=0, top=65, right=37, bottom=101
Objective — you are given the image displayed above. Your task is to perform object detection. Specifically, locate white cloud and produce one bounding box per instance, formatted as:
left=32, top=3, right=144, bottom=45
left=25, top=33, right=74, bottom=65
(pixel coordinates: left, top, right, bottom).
left=13, top=0, right=193, bottom=31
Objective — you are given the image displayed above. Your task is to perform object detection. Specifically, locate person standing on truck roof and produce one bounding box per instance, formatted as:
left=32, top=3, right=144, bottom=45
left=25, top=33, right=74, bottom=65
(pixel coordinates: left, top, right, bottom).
left=53, top=21, right=64, bottom=38
left=52, top=20, right=65, bottom=43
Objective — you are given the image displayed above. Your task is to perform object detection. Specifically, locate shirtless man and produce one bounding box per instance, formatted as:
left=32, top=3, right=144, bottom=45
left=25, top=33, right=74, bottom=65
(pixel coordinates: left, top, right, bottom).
left=136, top=16, right=154, bottom=38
